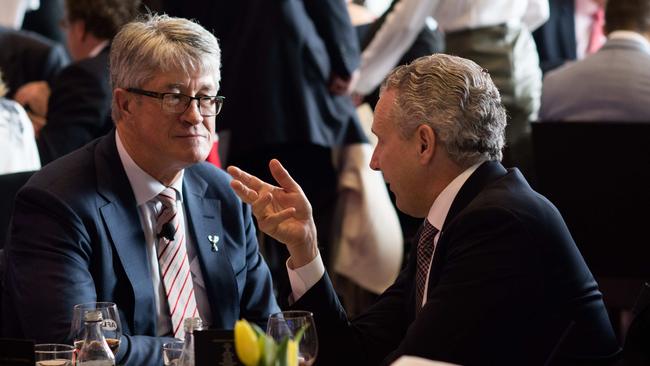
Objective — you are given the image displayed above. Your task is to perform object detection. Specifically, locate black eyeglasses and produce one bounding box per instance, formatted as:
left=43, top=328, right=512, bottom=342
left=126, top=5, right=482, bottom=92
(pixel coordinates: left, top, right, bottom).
left=126, top=88, right=225, bottom=117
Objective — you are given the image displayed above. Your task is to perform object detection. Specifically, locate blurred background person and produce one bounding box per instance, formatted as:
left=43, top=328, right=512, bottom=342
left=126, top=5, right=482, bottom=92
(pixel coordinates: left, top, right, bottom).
left=533, top=0, right=607, bottom=74
left=540, top=0, right=650, bottom=121
left=0, top=70, right=40, bottom=174
left=0, top=25, right=69, bottom=100
left=14, top=0, right=140, bottom=165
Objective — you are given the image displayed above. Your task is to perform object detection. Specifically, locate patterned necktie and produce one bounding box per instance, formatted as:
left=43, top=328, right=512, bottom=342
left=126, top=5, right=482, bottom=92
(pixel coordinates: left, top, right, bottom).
left=416, top=220, right=439, bottom=312
left=155, top=187, right=197, bottom=339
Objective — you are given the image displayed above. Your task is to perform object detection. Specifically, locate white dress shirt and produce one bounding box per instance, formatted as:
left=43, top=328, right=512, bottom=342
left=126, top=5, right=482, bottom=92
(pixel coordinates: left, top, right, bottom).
left=116, top=131, right=213, bottom=336
left=288, top=162, right=481, bottom=305
left=354, top=0, right=550, bottom=95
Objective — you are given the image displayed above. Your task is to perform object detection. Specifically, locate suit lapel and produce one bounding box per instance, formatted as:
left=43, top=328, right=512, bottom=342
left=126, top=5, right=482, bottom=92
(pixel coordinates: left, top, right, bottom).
left=95, top=130, right=157, bottom=335
left=183, top=168, right=239, bottom=328
left=427, top=161, right=508, bottom=291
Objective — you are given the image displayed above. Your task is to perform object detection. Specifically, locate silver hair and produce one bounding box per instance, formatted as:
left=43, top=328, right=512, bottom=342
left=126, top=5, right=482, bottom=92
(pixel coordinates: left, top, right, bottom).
left=381, top=53, right=507, bottom=168
left=110, top=14, right=221, bottom=122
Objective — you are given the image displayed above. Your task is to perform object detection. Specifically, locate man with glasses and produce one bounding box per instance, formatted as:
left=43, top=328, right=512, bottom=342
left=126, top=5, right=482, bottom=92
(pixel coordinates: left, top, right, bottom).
left=2, top=14, right=279, bottom=366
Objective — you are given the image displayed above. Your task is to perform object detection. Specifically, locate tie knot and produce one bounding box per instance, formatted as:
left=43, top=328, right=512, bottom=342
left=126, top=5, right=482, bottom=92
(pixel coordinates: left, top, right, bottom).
left=158, top=188, right=178, bottom=210
left=419, top=220, right=438, bottom=246
left=156, top=188, right=178, bottom=241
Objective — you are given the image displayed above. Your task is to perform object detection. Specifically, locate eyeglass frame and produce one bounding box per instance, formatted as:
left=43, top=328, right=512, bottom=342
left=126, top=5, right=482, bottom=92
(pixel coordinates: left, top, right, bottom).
left=126, top=88, right=225, bottom=117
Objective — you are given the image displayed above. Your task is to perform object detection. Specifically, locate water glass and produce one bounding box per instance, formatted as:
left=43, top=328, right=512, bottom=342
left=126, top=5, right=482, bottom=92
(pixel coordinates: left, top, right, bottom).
left=34, top=344, right=75, bottom=366
left=162, top=340, right=184, bottom=366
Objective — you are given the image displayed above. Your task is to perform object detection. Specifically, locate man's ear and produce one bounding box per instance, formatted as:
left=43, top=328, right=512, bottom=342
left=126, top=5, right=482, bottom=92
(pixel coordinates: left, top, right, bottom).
left=113, top=88, right=133, bottom=121
left=416, top=124, right=436, bottom=163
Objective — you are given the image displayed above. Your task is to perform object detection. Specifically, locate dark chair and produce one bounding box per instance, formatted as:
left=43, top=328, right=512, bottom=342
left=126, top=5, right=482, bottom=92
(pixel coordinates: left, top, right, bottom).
left=532, top=122, right=650, bottom=339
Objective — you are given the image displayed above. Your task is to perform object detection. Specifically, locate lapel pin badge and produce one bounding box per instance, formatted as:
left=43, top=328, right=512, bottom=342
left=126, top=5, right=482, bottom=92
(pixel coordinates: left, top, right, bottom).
left=208, top=234, right=220, bottom=252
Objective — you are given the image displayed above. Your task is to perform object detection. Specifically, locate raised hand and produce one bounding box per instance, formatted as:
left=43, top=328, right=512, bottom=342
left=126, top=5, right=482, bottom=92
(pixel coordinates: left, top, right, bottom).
left=227, top=159, right=319, bottom=267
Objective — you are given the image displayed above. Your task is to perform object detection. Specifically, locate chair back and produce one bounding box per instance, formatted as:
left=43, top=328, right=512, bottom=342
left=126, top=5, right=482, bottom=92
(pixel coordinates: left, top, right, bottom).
left=532, top=122, right=650, bottom=279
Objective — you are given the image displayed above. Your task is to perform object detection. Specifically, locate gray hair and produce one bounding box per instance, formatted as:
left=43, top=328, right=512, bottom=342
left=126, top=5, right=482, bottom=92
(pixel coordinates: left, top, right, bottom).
left=110, top=14, right=221, bottom=122
left=381, top=53, right=506, bottom=168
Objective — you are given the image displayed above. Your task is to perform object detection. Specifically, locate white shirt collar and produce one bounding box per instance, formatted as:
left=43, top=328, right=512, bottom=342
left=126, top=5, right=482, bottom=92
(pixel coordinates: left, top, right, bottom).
left=88, top=40, right=109, bottom=58
left=115, top=130, right=183, bottom=205
left=608, top=31, right=650, bottom=49
left=426, top=162, right=482, bottom=231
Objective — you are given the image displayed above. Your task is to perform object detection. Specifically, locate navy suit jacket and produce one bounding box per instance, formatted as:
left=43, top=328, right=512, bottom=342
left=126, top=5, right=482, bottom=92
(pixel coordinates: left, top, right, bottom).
left=292, top=161, right=620, bottom=365
left=38, top=46, right=113, bottom=165
left=2, top=131, right=279, bottom=365
left=164, top=0, right=366, bottom=153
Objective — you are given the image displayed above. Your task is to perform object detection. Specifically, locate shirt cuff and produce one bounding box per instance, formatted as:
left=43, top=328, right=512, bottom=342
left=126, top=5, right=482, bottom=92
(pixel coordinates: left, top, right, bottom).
left=286, top=253, right=325, bottom=303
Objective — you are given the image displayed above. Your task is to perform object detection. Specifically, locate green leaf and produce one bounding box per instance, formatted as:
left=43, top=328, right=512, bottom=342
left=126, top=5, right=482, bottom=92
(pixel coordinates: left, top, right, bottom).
left=276, top=338, right=289, bottom=366
left=258, top=334, right=277, bottom=366
left=293, top=323, right=309, bottom=344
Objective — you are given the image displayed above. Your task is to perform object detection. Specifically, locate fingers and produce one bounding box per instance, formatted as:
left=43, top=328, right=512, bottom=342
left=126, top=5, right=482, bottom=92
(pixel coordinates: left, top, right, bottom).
left=229, top=179, right=259, bottom=205
left=268, top=159, right=302, bottom=192
left=227, top=165, right=267, bottom=192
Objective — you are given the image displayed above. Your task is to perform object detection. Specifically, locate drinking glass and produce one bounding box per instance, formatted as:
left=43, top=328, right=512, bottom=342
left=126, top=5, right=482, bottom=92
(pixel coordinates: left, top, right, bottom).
left=162, top=341, right=184, bottom=366
left=267, top=311, right=318, bottom=366
left=34, top=344, right=75, bottom=366
left=70, top=302, right=122, bottom=356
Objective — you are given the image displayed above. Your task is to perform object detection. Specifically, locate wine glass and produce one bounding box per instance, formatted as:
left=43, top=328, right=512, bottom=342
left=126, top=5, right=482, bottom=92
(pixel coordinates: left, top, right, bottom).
left=70, top=302, right=122, bottom=356
left=267, top=311, right=318, bottom=366
left=34, top=344, right=75, bottom=366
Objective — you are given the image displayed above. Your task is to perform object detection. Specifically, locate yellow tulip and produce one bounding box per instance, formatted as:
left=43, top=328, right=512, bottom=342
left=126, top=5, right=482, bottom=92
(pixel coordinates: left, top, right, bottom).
left=235, top=319, right=261, bottom=366
left=286, top=339, right=298, bottom=366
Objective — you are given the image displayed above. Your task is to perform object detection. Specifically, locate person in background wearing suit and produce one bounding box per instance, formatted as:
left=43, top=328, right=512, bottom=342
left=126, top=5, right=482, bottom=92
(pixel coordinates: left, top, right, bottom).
left=14, top=0, right=139, bottom=165
left=540, top=0, right=650, bottom=122
left=0, top=26, right=69, bottom=100
left=229, top=54, right=620, bottom=365
left=163, top=0, right=367, bottom=298
left=2, top=14, right=279, bottom=366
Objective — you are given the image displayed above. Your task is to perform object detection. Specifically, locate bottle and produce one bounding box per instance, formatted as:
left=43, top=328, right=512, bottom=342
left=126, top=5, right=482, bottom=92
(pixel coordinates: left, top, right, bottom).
left=178, top=317, right=203, bottom=366
left=76, top=310, right=116, bottom=366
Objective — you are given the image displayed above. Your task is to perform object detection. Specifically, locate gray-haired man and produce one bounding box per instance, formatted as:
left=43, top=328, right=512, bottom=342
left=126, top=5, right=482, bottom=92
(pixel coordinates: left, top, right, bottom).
left=229, top=54, right=620, bottom=365
left=3, top=14, right=279, bottom=366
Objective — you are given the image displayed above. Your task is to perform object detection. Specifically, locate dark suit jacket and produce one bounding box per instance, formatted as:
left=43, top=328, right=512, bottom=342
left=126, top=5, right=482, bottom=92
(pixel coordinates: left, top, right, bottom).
left=164, top=0, right=365, bottom=154
left=533, top=0, right=577, bottom=74
left=2, top=131, right=279, bottom=366
left=38, top=46, right=112, bottom=165
left=0, top=26, right=69, bottom=99
left=292, top=161, right=620, bottom=365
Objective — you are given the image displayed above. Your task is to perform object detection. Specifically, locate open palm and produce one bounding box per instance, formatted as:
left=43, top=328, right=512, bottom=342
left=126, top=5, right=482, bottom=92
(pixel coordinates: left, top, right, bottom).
left=227, top=160, right=318, bottom=257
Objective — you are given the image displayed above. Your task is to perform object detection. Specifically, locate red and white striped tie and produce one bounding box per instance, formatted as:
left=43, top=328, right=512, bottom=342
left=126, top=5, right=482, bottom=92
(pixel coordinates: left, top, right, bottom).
left=155, top=187, right=197, bottom=339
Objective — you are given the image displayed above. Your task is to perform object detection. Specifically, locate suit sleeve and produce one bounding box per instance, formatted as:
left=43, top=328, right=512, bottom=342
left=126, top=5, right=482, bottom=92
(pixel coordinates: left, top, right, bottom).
left=303, top=0, right=360, bottom=78
left=38, top=62, right=111, bottom=164
left=290, top=260, right=416, bottom=365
